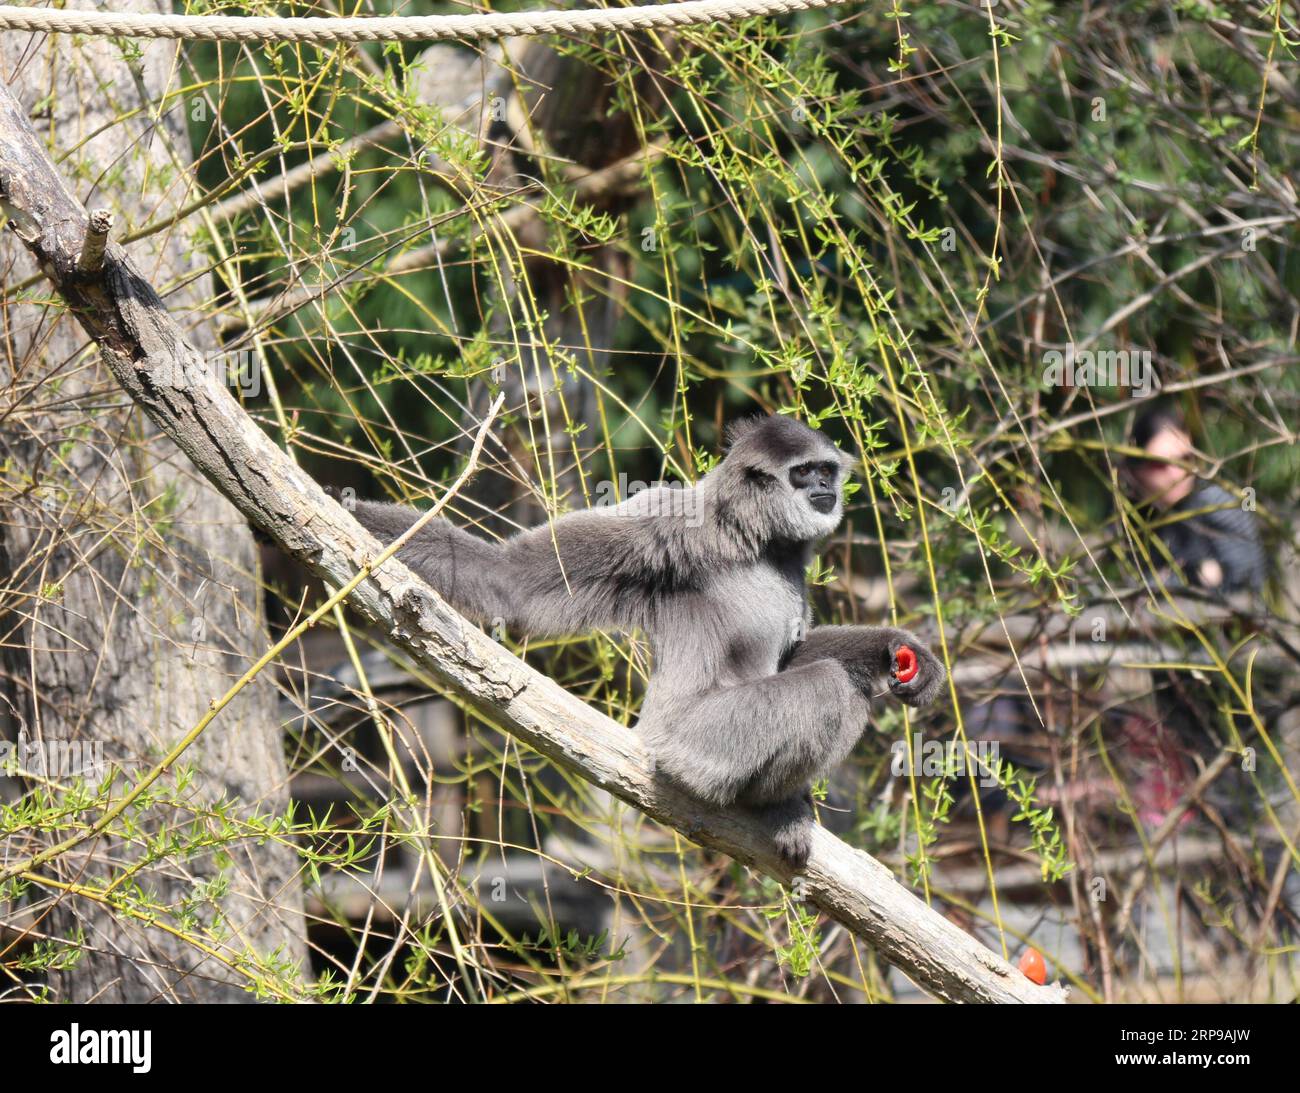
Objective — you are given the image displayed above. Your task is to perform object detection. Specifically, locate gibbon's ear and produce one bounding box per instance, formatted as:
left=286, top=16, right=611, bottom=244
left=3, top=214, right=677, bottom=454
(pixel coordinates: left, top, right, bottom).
left=743, top=464, right=777, bottom=487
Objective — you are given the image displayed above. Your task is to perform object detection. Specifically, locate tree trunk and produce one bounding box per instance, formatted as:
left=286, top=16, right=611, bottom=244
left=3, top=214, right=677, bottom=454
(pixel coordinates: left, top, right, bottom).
left=0, top=2, right=305, bottom=1001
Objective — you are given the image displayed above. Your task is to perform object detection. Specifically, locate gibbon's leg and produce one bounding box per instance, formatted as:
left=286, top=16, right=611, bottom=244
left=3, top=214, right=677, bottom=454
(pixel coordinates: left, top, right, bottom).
left=645, top=659, right=872, bottom=820
left=647, top=627, right=944, bottom=807
left=749, top=792, right=816, bottom=870
left=647, top=660, right=860, bottom=870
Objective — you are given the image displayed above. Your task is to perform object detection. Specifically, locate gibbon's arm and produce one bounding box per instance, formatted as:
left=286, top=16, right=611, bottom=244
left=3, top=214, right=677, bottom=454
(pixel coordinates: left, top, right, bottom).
left=644, top=658, right=873, bottom=807
left=786, top=624, right=946, bottom=709
left=648, top=626, right=942, bottom=807
left=346, top=497, right=672, bottom=636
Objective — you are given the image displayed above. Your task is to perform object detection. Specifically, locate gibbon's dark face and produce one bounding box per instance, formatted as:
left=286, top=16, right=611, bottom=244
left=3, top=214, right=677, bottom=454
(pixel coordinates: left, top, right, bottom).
left=788, top=459, right=841, bottom=515
left=721, top=415, right=855, bottom=543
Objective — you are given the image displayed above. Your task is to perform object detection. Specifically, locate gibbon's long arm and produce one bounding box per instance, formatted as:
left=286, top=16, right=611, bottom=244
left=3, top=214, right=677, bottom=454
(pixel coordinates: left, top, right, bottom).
left=347, top=498, right=678, bottom=636
left=786, top=624, right=946, bottom=708
left=644, top=658, right=871, bottom=806
left=647, top=625, right=945, bottom=807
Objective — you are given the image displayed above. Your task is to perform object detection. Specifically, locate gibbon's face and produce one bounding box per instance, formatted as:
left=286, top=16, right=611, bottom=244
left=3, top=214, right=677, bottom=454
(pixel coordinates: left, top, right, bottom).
left=722, top=415, right=854, bottom=542
left=777, top=445, right=849, bottom=540
left=788, top=458, right=842, bottom=516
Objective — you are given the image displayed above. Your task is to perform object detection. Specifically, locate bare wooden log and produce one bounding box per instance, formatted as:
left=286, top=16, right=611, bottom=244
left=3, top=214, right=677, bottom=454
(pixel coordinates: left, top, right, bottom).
left=928, top=831, right=1277, bottom=899
left=0, top=81, right=1063, bottom=1004
left=951, top=593, right=1291, bottom=649
left=209, top=118, right=402, bottom=225
left=951, top=638, right=1293, bottom=686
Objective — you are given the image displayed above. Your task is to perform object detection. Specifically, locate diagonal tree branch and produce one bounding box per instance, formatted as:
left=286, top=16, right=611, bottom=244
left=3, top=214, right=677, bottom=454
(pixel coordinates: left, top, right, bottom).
left=0, top=81, right=1064, bottom=1004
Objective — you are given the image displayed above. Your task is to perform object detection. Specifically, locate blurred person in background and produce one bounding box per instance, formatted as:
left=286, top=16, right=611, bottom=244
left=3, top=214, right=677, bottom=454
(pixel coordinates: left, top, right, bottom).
left=1126, top=404, right=1267, bottom=594
left=1121, top=404, right=1292, bottom=872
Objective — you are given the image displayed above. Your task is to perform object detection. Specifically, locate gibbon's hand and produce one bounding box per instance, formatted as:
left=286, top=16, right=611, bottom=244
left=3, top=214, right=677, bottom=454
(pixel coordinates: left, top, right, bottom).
left=885, top=633, right=945, bottom=708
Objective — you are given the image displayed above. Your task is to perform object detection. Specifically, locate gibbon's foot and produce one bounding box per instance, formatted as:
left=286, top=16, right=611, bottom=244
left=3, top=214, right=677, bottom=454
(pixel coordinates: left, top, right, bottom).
left=886, top=634, right=945, bottom=708
left=754, top=794, right=815, bottom=871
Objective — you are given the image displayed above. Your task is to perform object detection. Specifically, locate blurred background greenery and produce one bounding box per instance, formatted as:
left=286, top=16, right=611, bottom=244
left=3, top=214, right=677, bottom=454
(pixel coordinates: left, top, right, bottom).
left=16, top=0, right=1298, bottom=1002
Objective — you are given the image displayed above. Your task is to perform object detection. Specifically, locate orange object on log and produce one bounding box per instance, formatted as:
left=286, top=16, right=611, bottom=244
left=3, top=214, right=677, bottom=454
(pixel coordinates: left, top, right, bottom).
left=1018, top=948, right=1047, bottom=985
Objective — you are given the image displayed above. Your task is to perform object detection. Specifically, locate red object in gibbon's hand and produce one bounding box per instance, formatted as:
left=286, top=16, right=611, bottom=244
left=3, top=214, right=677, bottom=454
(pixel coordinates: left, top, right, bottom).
left=894, top=644, right=919, bottom=683
left=1018, top=948, right=1048, bottom=985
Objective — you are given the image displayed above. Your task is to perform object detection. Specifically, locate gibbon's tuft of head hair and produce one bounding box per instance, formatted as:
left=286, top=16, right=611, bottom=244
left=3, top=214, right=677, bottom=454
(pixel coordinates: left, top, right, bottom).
left=723, top=414, right=854, bottom=475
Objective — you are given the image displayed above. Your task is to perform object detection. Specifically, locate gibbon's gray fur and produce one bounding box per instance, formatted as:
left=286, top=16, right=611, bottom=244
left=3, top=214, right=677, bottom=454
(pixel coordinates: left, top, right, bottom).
left=342, top=415, right=945, bottom=867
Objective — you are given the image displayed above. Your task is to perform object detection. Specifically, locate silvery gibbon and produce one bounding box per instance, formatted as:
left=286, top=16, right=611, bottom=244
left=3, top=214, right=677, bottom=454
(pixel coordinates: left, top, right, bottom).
left=343, top=415, right=945, bottom=867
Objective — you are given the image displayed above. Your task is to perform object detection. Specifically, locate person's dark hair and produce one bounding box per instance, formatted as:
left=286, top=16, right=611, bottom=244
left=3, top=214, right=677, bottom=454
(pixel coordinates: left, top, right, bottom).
left=1131, top=404, right=1187, bottom=452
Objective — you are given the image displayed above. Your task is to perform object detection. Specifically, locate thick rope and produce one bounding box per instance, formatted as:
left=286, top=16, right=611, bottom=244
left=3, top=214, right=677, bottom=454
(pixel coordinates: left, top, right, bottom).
left=0, top=1, right=844, bottom=43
